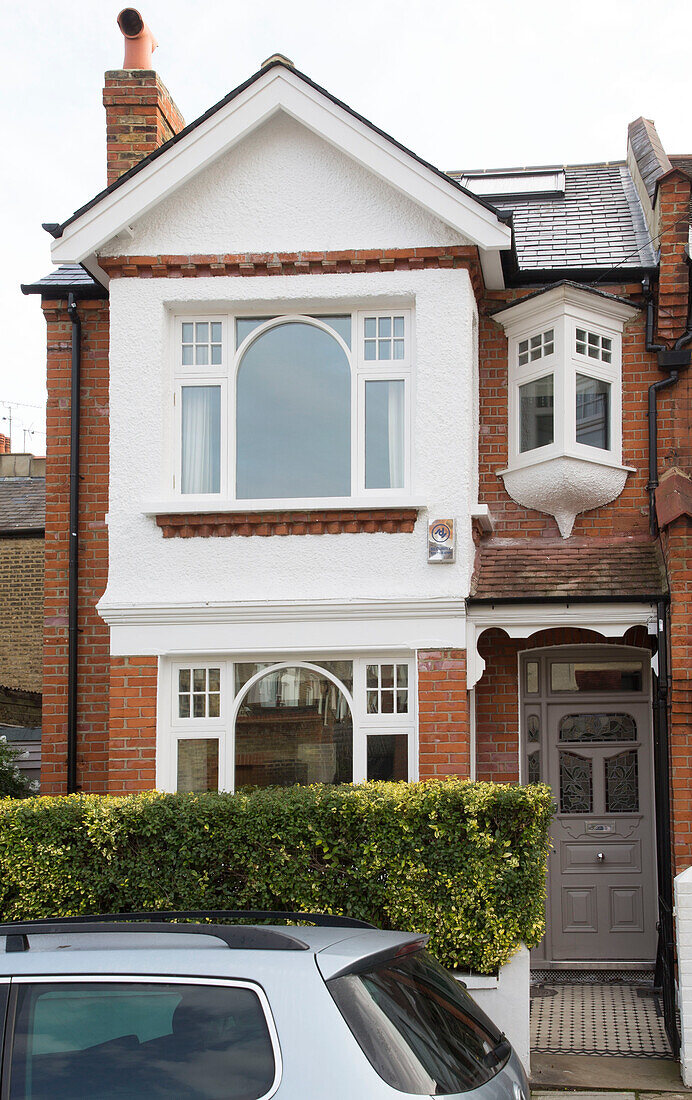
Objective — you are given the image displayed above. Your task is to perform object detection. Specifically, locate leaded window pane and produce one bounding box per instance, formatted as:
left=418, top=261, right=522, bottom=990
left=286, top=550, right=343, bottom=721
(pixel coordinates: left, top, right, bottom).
left=605, top=750, right=639, bottom=813
left=559, top=713, right=637, bottom=742
left=560, top=751, right=592, bottom=813
left=527, top=752, right=541, bottom=784
left=527, top=715, right=540, bottom=743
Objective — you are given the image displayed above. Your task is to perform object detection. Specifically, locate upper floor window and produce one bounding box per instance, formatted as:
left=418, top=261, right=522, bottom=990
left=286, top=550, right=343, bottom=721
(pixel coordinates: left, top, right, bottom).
left=494, top=285, right=639, bottom=537
left=499, top=289, right=629, bottom=470
left=173, top=310, right=412, bottom=502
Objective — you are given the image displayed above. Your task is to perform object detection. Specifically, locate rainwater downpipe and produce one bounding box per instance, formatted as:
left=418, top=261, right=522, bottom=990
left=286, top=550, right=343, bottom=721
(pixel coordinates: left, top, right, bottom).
left=67, top=293, right=81, bottom=794
left=644, top=274, right=692, bottom=537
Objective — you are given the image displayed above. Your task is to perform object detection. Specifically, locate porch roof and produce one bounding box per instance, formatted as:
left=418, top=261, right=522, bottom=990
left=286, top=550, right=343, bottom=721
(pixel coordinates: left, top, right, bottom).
left=469, top=538, right=667, bottom=602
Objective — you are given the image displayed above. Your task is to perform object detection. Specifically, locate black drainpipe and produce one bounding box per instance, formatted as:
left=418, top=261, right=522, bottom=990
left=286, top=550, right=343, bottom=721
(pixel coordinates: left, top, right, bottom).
left=644, top=275, right=692, bottom=536
left=67, top=293, right=81, bottom=794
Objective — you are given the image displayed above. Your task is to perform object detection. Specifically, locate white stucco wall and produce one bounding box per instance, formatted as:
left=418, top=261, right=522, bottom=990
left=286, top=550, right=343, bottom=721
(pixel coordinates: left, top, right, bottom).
left=456, top=945, right=531, bottom=1074
left=103, top=265, right=478, bottom=617
left=104, top=111, right=469, bottom=256
left=675, top=865, right=692, bottom=1084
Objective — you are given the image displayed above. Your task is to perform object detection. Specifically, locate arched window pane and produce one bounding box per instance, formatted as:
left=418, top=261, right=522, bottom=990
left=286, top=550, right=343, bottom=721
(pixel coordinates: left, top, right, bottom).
left=235, top=666, right=352, bottom=789
left=236, top=323, right=351, bottom=498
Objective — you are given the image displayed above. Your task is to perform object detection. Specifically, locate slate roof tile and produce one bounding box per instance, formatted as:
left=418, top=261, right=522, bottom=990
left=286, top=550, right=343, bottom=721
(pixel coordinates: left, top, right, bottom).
left=449, top=162, right=657, bottom=274
left=0, top=478, right=45, bottom=532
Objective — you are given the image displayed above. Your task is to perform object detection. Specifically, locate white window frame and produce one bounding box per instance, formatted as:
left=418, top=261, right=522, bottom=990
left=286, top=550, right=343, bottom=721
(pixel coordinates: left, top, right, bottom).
left=170, top=308, right=413, bottom=506
left=502, top=294, right=627, bottom=473
left=157, top=654, right=417, bottom=792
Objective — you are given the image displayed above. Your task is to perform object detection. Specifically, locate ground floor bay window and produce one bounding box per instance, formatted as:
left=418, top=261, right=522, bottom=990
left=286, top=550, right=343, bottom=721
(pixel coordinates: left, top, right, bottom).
left=157, top=656, right=416, bottom=793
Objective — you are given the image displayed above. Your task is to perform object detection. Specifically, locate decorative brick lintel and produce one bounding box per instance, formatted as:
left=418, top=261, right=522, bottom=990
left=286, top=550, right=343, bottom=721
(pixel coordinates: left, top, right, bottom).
left=99, top=247, right=483, bottom=293
left=156, top=508, right=419, bottom=538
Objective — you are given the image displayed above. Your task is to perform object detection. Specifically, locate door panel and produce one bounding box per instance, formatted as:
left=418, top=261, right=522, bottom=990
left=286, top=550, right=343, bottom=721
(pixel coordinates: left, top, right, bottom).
left=523, top=648, right=656, bottom=964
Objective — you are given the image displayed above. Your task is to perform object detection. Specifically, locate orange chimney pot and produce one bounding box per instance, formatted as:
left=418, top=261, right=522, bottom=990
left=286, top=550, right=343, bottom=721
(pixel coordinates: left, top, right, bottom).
left=117, top=8, right=158, bottom=69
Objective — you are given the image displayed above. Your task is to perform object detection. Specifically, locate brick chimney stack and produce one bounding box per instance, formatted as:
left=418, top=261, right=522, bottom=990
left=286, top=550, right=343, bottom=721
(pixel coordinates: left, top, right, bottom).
left=103, top=11, right=184, bottom=187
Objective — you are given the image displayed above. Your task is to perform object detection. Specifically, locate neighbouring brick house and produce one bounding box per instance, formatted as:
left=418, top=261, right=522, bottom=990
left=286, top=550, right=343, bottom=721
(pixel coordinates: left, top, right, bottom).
left=21, top=20, right=691, bottom=1032
left=0, top=452, right=45, bottom=782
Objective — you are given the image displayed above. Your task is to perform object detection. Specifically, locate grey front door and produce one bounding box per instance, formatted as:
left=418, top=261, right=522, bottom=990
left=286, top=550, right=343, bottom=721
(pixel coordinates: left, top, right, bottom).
left=523, top=648, right=657, bottom=964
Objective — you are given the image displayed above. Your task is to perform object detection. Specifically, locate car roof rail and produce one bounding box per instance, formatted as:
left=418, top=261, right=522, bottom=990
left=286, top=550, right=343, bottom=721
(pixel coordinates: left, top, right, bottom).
left=1, top=910, right=375, bottom=955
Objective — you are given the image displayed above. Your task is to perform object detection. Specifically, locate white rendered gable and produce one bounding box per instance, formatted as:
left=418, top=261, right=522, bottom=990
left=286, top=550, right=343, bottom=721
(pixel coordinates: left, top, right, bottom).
left=105, top=111, right=468, bottom=256
left=51, top=63, right=510, bottom=284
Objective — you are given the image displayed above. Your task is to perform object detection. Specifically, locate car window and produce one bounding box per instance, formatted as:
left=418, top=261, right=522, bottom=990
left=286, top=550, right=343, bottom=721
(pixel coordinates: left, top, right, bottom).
left=328, top=949, right=510, bottom=1096
left=7, top=980, right=277, bottom=1100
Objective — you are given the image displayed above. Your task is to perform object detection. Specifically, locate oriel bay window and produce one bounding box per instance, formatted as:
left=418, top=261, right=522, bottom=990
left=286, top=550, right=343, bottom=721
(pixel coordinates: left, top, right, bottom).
left=495, top=285, right=637, bottom=536
left=159, top=657, right=416, bottom=792
left=503, top=301, right=623, bottom=467
left=173, top=310, right=411, bottom=501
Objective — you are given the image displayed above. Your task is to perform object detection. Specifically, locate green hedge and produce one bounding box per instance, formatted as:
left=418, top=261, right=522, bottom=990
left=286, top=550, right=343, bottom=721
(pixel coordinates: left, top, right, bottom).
left=0, top=781, right=552, bottom=973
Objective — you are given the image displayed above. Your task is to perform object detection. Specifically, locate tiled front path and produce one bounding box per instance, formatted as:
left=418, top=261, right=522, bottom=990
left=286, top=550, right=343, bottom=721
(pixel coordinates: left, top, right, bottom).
left=531, top=984, right=672, bottom=1058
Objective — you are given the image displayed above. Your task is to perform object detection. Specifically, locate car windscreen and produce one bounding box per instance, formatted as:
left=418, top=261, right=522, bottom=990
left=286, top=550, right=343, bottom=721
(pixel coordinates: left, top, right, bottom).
left=7, top=980, right=277, bottom=1100
left=327, top=948, right=510, bottom=1096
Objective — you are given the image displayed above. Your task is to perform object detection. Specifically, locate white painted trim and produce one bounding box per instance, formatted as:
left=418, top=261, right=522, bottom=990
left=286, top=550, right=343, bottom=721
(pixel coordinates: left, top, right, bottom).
left=469, top=503, right=494, bottom=532
left=492, top=282, right=640, bottom=328
left=52, top=66, right=511, bottom=264
left=466, top=601, right=657, bottom=688
left=468, top=687, right=477, bottom=780
left=100, top=597, right=465, bottom=625
left=479, top=248, right=505, bottom=291
left=143, top=495, right=426, bottom=515
left=100, top=598, right=467, bottom=657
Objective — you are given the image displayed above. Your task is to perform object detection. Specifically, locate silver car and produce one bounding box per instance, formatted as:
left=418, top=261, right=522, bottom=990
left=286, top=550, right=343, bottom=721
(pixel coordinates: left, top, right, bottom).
left=0, top=912, right=530, bottom=1100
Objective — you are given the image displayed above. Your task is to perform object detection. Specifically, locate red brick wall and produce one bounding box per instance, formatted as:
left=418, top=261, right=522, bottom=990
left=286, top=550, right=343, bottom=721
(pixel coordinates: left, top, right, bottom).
left=108, top=655, right=158, bottom=793
left=660, top=519, right=692, bottom=870
left=42, top=299, right=110, bottom=794
left=656, top=172, right=692, bottom=345
left=417, top=649, right=469, bottom=778
left=103, top=70, right=185, bottom=187
left=475, top=626, right=650, bottom=783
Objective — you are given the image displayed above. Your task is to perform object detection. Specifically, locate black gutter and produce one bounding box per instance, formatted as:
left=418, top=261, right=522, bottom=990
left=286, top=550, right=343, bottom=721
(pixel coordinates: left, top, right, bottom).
left=66, top=293, right=81, bottom=794
left=644, top=275, right=692, bottom=537
left=507, top=264, right=656, bottom=288
left=467, top=593, right=665, bottom=606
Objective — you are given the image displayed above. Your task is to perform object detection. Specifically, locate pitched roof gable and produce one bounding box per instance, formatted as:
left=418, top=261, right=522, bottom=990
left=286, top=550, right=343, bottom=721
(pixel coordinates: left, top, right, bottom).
left=50, top=60, right=511, bottom=281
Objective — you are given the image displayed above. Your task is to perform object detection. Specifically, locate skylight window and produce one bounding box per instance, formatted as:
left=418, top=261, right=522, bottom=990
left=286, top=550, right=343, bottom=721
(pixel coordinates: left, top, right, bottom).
left=458, top=170, right=566, bottom=200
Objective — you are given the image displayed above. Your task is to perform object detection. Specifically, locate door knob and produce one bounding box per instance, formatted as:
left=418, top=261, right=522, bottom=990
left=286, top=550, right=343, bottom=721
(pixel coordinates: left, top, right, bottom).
left=596, top=852, right=605, bottom=862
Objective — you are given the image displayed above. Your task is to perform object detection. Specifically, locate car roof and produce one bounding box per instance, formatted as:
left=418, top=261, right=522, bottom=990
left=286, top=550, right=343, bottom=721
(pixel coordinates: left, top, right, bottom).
left=0, top=923, right=426, bottom=983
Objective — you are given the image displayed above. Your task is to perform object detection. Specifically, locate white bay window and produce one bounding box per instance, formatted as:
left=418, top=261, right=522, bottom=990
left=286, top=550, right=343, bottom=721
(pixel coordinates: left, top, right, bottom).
left=494, top=284, right=638, bottom=537
left=158, top=655, right=416, bottom=793
left=172, top=309, right=412, bottom=503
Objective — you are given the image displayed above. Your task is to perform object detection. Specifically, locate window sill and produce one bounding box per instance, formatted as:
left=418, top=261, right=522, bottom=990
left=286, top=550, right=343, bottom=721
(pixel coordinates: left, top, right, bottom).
left=497, top=453, right=634, bottom=538
left=153, top=506, right=421, bottom=538
left=145, top=496, right=426, bottom=515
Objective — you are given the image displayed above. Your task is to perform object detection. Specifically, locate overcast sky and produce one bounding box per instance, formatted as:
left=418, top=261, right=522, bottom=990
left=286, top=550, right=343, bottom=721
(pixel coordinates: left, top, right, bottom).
left=2, top=0, right=690, bottom=453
